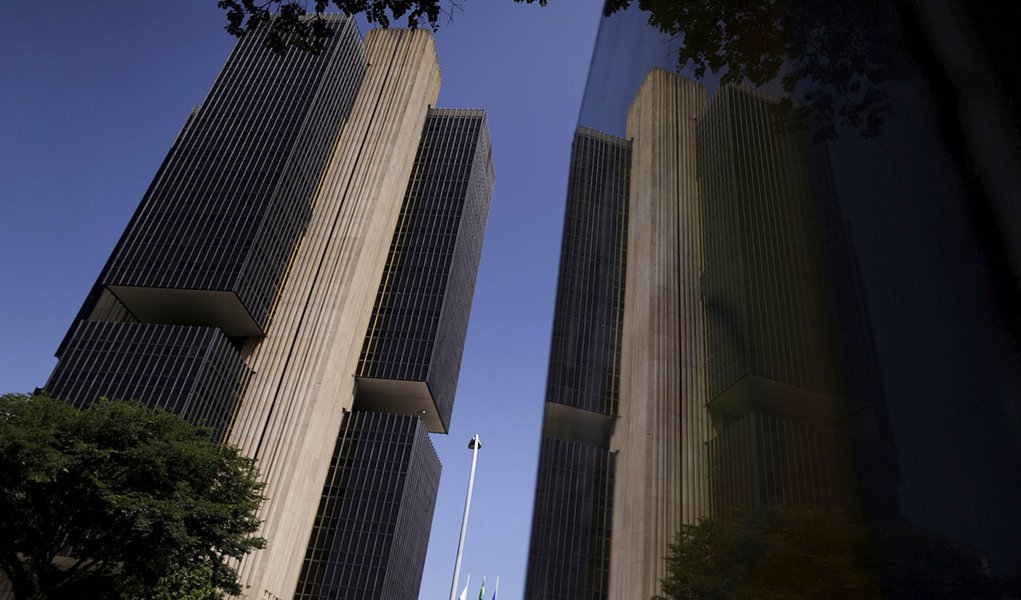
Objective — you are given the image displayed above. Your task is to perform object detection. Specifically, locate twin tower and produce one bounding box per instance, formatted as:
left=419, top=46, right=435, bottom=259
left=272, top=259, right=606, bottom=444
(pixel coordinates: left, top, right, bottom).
left=42, top=14, right=889, bottom=600
left=44, top=19, right=492, bottom=600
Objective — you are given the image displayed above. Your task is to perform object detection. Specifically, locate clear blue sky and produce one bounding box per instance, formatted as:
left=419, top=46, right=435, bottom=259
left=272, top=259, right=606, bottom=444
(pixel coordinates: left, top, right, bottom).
left=0, top=3, right=602, bottom=598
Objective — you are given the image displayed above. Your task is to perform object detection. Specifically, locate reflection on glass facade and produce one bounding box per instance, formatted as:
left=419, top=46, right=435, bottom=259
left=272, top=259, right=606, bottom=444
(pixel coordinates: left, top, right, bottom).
left=525, top=128, right=629, bottom=600
left=545, top=128, right=629, bottom=418
left=294, top=412, right=440, bottom=600
left=698, top=84, right=898, bottom=520
left=708, top=412, right=850, bottom=514
left=46, top=321, right=250, bottom=441
left=526, top=438, right=615, bottom=600
left=700, top=85, right=843, bottom=400
left=529, top=0, right=1021, bottom=594
left=357, top=109, right=495, bottom=432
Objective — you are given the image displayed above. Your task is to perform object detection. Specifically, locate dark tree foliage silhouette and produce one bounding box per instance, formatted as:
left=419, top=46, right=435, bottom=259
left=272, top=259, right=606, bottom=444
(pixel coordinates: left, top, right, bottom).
left=220, top=0, right=897, bottom=141
left=217, top=0, right=547, bottom=54
left=606, top=0, right=901, bottom=141
left=654, top=505, right=1013, bottom=600
left=0, top=393, right=265, bottom=600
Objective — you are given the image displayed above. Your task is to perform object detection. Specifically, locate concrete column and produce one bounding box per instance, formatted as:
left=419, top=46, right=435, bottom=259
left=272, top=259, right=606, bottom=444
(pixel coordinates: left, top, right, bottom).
left=609, top=69, right=710, bottom=600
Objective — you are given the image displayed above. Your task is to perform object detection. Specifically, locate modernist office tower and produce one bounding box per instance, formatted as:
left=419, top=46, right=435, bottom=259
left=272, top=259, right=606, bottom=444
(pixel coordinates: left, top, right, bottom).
left=44, top=19, right=494, bottom=600
left=526, top=70, right=890, bottom=600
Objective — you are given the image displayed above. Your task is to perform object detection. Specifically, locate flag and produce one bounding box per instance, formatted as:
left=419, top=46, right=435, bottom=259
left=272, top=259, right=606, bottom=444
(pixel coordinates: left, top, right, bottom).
left=458, top=574, right=470, bottom=600
left=491, top=576, right=499, bottom=600
left=478, top=576, right=486, bottom=600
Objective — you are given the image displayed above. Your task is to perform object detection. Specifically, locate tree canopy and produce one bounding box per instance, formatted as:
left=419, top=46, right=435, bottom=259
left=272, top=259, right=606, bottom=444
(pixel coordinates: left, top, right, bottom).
left=217, top=0, right=547, bottom=54
left=217, top=0, right=897, bottom=141
left=655, top=505, right=1014, bottom=600
left=0, top=393, right=265, bottom=600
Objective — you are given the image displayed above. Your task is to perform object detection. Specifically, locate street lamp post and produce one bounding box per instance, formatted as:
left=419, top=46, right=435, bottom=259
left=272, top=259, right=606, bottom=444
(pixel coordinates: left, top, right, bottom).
left=448, top=434, right=482, bottom=600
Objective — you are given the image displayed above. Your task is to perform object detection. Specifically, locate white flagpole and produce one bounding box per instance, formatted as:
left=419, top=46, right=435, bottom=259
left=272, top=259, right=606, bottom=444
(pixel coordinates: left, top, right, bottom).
left=494, top=576, right=499, bottom=599
left=449, top=434, right=482, bottom=600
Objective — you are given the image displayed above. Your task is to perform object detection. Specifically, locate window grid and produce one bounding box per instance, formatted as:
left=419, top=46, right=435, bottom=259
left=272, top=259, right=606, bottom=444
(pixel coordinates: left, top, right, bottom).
left=357, top=109, right=494, bottom=430
left=81, top=16, right=367, bottom=336
left=45, top=320, right=251, bottom=441
left=525, top=437, right=615, bottom=600
left=294, top=412, right=440, bottom=600
left=525, top=127, right=629, bottom=600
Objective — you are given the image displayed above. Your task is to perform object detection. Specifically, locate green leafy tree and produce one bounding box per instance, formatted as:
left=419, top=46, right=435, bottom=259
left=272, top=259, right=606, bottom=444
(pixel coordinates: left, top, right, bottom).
left=0, top=393, right=265, bottom=600
left=217, top=0, right=548, bottom=54
left=145, top=562, right=224, bottom=600
left=655, top=505, right=1008, bottom=600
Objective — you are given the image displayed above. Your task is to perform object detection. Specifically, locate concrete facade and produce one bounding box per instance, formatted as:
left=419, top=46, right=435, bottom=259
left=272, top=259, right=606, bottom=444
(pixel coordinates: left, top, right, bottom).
left=608, top=69, right=711, bottom=600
